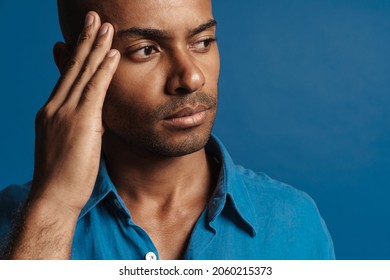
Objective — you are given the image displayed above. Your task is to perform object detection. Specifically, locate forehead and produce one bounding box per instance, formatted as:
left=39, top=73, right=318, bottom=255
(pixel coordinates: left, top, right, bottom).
left=97, top=0, right=213, bottom=30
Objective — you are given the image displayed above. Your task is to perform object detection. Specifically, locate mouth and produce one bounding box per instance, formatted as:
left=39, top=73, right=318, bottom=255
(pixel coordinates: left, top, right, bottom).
left=163, top=105, right=209, bottom=129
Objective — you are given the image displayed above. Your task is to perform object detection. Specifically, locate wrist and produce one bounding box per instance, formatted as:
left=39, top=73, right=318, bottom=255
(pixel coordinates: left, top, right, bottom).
left=26, top=192, right=82, bottom=224
left=29, top=180, right=90, bottom=216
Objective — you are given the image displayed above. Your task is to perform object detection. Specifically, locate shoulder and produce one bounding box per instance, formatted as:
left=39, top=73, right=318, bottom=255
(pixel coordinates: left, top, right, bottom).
left=236, top=165, right=316, bottom=209
left=235, top=166, right=335, bottom=259
left=236, top=165, right=323, bottom=224
left=0, top=183, right=30, bottom=214
left=0, top=183, right=30, bottom=255
left=0, top=183, right=30, bottom=248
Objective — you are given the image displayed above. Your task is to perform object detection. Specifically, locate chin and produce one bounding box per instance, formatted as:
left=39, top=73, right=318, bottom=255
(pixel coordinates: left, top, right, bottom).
left=146, top=126, right=213, bottom=157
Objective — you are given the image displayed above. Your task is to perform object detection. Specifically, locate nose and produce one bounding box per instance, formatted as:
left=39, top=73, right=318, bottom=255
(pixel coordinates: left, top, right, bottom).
left=165, top=50, right=205, bottom=95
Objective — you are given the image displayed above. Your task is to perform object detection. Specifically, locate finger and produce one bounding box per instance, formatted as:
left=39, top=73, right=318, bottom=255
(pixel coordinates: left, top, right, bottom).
left=77, top=49, right=120, bottom=110
left=66, top=23, right=115, bottom=106
left=47, top=12, right=101, bottom=110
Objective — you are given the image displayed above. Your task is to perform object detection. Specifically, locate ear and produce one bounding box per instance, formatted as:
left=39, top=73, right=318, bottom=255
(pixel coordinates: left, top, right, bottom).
left=53, top=42, right=73, bottom=74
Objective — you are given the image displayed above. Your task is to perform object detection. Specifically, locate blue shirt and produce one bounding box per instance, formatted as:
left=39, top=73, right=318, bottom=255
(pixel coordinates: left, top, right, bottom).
left=0, top=135, right=335, bottom=259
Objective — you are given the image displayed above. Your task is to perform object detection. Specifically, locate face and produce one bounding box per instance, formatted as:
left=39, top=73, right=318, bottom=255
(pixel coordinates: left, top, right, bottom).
left=95, top=0, right=220, bottom=157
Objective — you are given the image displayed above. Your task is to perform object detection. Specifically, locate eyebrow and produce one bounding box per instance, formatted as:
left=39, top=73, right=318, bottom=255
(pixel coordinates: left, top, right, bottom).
left=189, top=19, right=217, bottom=37
left=117, top=19, right=217, bottom=40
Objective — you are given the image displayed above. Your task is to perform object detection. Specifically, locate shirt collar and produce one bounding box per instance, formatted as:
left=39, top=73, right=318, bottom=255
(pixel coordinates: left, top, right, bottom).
left=206, top=135, right=257, bottom=237
left=79, top=134, right=257, bottom=237
left=78, top=159, right=119, bottom=220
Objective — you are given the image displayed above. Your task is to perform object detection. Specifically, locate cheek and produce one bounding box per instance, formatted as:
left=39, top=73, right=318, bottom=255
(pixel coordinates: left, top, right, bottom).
left=200, top=50, right=220, bottom=90
left=113, top=58, right=165, bottom=91
left=103, top=66, right=161, bottom=127
left=211, top=50, right=221, bottom=82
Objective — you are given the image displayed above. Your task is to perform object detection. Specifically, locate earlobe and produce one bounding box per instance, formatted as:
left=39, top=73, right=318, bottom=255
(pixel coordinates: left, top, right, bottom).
left=53, top=42, right=73, bottom=74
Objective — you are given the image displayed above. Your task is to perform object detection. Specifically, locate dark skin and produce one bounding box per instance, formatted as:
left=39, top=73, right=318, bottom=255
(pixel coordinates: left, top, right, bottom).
left=5, top=0, right=220, bottom=259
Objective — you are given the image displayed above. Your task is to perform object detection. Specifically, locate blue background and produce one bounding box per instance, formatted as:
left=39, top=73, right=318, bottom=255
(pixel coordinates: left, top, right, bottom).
left=0, top=0, right=389, bottom=259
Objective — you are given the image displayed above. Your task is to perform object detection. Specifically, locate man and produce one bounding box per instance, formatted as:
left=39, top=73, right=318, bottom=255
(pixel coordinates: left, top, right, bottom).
left=0, top=0, right=335, bottom=260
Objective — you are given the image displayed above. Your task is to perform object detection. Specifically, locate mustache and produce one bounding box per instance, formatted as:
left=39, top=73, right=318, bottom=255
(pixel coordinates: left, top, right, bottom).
left=151, top=92, right=217, bottom=120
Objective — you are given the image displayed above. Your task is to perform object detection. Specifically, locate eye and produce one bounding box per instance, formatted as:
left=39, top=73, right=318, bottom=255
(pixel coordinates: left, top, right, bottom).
left=137, top=46, right=157, bottom=56
left=191, top=38, right=216, bottom=53
left=127, top=45, right=159, bottom=61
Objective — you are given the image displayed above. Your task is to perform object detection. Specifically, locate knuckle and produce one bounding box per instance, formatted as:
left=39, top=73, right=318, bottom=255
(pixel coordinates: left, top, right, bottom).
left=72, top=73, right=87, bottom=90
left=71, top=76, right=82, bottom=90
left=77, top=31, right=91, bottom=43
left=79, top=93, right=93, bottom=104
left=84, top=80, right=99, bottom=93
left=92, top=40, right=105, bottom=50
left=80, top=64, right=94, bottom=76
left=35, top=105, right=57, bottom=129
left=67, top=57, right=81, bottom=70
left=35, top=107, right=48, bottom=125
left=36, top=105, right=54, bottom=121
left=52, top=107, right=75, bottom=128
left=35, top=104, right=78, bottom=133
left=55, top=106, right=72, bottom=121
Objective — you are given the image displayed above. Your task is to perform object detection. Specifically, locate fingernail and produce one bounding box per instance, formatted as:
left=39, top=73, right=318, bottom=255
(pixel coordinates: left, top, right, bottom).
left=99, top=24, right=109, bottom=36
left=85, top=14, right=94, bottom=27
left=107, top=50, right=118, bottom=58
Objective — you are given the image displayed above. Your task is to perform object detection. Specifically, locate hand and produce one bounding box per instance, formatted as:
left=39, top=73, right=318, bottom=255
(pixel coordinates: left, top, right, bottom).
left=31, top=12, right=120, bottom=215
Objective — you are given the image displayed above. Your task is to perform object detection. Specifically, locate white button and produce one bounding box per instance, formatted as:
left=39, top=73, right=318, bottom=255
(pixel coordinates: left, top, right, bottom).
left=145, top=252, right=157, bottom=260
left=114, top=199, right=121, bottom=209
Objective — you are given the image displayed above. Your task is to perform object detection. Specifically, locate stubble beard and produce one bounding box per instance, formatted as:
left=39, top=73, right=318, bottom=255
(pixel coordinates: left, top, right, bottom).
left=141, top=111, right=216, bottom=157
left=104, top=91, right=218, bottom=158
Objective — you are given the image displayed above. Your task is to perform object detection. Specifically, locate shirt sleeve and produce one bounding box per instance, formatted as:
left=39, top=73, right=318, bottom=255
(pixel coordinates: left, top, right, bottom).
left=0, top=184, right=30, bottom=255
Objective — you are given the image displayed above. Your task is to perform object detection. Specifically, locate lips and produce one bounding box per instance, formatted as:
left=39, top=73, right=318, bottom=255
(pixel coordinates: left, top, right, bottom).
left=165, top=105, right=208, bottom=119
left=163, top=105, right=209, bottom=129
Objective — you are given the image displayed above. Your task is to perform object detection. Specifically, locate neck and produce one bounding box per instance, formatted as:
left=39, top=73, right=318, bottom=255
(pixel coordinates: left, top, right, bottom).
left=102, top=132, right=218, bottom=209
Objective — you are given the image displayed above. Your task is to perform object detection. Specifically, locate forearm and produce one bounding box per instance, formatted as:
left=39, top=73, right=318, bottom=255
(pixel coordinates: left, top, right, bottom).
left=3, top=196, right=79, bottom=260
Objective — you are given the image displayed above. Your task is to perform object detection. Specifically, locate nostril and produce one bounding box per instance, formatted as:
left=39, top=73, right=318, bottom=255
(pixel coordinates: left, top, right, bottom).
left=175, top=87, right=192, bottom=94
